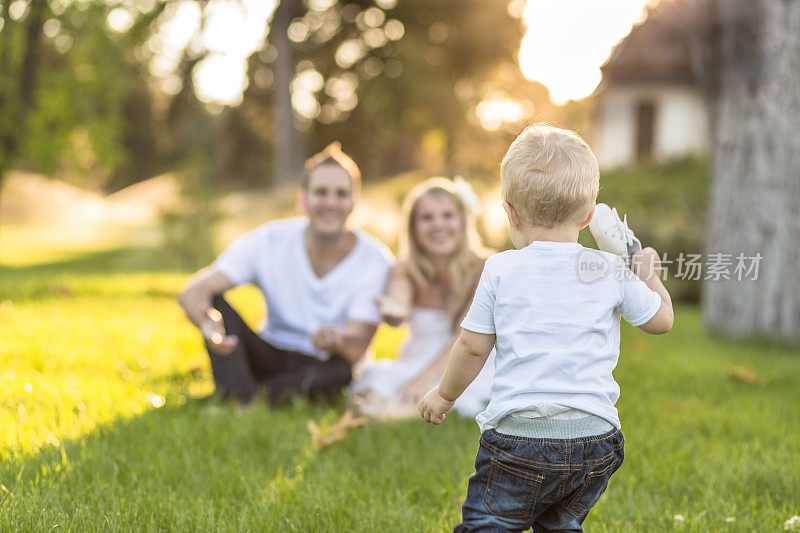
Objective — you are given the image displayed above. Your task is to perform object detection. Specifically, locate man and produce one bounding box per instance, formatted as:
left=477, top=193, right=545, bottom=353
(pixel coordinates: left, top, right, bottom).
left=178, top=143, right=393, bottom=405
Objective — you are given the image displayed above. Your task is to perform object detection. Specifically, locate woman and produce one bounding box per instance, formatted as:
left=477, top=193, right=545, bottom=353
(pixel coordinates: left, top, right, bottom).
left=349, top=177, right=495, bottom=419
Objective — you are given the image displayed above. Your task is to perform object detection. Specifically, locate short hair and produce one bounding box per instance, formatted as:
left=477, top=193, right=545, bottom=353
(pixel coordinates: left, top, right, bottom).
left=300, top=142, right=361, bottom=195
left=500, top=124, right=599, bottom=228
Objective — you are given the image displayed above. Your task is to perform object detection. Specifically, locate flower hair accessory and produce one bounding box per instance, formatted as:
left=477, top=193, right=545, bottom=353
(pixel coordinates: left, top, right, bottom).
left=453, top=176, right=481, bottom=215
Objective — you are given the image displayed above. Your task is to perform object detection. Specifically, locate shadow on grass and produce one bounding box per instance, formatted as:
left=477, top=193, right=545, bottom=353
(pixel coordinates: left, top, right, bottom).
left=0, top=246, right=196, bottom=303
left=0, top=246, right=191, bottom=277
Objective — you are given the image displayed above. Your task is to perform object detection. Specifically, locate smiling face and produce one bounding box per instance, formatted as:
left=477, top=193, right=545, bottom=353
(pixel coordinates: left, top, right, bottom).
left=412, top=191, right=465, bottom=259
left=300, top=163, right=354, bottom=236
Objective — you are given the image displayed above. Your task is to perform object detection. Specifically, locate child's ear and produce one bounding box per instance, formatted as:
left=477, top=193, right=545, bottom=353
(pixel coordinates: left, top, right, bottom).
left=502, top=201, right=521, bottom=230
left=578, top=206, right=594, bottom=230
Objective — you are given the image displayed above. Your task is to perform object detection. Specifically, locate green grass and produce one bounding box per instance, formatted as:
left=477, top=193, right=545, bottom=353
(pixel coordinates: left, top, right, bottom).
left=1, top=241, right=799, bottom=531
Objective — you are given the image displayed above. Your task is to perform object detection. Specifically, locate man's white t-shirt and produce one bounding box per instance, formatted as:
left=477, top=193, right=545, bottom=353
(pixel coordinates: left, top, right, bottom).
left=214, top=217, right=393, bottom=360
left=460, top=241, right=662, bottom=431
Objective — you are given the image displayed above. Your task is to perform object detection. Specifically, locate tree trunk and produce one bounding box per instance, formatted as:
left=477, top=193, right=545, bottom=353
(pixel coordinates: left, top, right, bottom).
left=0, top=0, right=45, bottom=223
left=271, top=0, right=305, bottom=187
left=702, top=0, right=800, bottom=343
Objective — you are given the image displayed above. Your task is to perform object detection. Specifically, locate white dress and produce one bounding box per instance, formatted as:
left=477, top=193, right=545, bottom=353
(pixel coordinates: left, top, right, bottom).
left=350, top=307, right=494, bottom=417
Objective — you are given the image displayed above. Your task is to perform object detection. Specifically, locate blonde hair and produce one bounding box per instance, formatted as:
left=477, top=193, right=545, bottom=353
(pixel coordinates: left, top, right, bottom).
left=500, top=124, right=599, bottom=228
left=399, top=178, right=488, bottom=326
left=300, top=142, right=361, bottom=195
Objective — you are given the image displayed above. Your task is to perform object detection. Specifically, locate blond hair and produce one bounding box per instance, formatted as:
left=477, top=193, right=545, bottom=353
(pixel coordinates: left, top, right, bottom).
left=399, top=178, right=489, bottom=326
left=500, top=124, right=599, bottom=228
left=300, top=142, right=361, bottom=195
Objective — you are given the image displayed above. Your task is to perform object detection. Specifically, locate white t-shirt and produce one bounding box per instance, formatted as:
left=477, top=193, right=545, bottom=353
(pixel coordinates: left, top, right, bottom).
left=460, top=241, right=662, bottom=431
left=214, top=217, right=394, bottom=360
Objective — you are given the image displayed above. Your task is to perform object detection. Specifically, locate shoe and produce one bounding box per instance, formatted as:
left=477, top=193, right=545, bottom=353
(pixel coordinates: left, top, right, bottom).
left=589, top=203, right=642, bottom=260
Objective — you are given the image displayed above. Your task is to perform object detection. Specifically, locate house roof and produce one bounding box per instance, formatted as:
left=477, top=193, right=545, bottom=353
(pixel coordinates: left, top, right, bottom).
left=598, top=0, right=696, bottom=88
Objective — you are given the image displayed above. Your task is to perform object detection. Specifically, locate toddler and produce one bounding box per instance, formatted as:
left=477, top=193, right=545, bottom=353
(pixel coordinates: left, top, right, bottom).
left=419, top=124, right=673, bottom=532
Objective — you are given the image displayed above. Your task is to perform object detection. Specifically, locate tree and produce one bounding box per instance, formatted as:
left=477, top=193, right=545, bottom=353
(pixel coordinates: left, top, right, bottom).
left=0, top=0, right=170, bottom=193
left=0, top=0, right=46, bottom=185
left=235, top=0, right=552, bottom=183
left=698, top=0, right=800, bottom=343
left=271, top=0, right=306, bottom=186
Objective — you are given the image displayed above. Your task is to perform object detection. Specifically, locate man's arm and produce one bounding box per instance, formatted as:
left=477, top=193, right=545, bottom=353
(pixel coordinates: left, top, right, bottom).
left=419, top=329, right=495, bottom=424
left=311, top=320, right=378, bottom=365
left=177, top=268, right=238, bottom=354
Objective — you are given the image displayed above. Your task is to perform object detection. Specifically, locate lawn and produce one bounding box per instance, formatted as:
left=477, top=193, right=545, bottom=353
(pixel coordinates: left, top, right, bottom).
left=1, top=239, right=799, bottom=532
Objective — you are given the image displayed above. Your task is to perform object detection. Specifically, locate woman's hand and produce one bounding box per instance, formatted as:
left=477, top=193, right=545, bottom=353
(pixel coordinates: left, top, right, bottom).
left=418, top=387, right=455, bottom=425
left=399, top=373, right=435, bottom=404
left=201, top=307, right=239, bottom=355
left=374, top=295, right=410, bottom=327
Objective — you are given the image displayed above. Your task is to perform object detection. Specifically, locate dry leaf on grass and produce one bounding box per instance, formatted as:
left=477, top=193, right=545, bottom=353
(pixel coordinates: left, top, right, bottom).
left=726, top=365, right=765, bottom=386
left=308, top=410, right=370, bottom=449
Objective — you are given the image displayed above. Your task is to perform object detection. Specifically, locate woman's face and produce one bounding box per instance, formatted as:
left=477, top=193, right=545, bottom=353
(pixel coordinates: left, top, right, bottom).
left=301, top=164, right=354, bottom=236
left=413, top=192, right=464, bottom=259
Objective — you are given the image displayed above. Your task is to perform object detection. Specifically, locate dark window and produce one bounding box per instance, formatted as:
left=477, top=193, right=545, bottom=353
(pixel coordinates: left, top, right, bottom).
left=635, top=101, right=656, bottom=161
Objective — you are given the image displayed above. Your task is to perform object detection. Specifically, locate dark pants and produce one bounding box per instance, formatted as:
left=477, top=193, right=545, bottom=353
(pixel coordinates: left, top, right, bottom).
left=455, top=428, right=624, bottom=532
left=205, top=296, right=352, bottom=404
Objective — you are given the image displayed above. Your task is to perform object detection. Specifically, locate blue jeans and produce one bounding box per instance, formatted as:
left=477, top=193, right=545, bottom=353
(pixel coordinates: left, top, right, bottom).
left=454, top=428, right=624, bottom=532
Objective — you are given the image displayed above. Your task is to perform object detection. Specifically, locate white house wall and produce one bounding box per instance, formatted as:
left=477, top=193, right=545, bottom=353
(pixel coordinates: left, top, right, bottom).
left=592, top=84, right=709, bottom=168
left=654, top=87, right=708, bottom=159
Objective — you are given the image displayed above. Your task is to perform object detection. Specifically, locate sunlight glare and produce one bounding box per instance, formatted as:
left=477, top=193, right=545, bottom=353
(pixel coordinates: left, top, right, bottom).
left=151, top=0, right=276, bottom=105
left=520, top=0, right=654, bottom=104
left=476, top=98, right=528, bottom=131
left=154, top=0, right=654, bottom=108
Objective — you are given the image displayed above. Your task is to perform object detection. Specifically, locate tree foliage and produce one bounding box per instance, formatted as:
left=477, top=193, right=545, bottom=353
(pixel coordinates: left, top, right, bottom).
left=0, top=1, right=169, bottom=190
left=1, top=0, right=561, bottom=191
left=235, top=0, right=558, bottom=183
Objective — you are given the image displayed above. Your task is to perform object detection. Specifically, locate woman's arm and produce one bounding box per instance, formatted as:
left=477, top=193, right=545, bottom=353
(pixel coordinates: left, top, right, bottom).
left=398, top=335, right=456, bottom=404
left=374, top=263, right=414, bottom=327
left=399, top=261, right=485, bottom=403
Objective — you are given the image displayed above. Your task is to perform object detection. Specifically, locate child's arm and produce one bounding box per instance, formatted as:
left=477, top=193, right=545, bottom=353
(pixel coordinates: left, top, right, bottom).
left=419, top=329, right=495, bottom=424
left=630, top=247, right=674, bottom=334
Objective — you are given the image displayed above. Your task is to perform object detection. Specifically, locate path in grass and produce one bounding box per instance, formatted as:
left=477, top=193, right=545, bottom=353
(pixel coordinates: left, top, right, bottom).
left=1, top=245, right=798, bottom=531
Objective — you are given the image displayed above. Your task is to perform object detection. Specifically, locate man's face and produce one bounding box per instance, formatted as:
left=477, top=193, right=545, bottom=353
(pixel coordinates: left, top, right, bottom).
left=301, top=164, right=354, bottom=236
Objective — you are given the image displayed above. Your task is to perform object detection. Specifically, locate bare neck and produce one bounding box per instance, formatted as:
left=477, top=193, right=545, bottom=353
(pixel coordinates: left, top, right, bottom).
left=430, top=255, right=450, bottom=278
left=304, top=226, right=354, bottom=256
left=515, top=223, right=580, bottom=249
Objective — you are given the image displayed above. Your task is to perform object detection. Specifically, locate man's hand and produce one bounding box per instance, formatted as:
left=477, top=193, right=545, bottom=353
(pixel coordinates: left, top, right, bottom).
left=373, top=295, right=410, bottom=327
left=201, top=308, right=238, bottom=355
left=311, top=326, right=346, bottom=354
left=418, top=387, right=455, bottom=425
left=400, top=373, right=434, bottom=404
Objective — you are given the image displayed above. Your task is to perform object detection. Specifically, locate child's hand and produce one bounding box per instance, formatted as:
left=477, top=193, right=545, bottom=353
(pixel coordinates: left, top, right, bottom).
left=630, top=247, right=662, bottom=281
left=418, top=387, right=455, bottom=425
